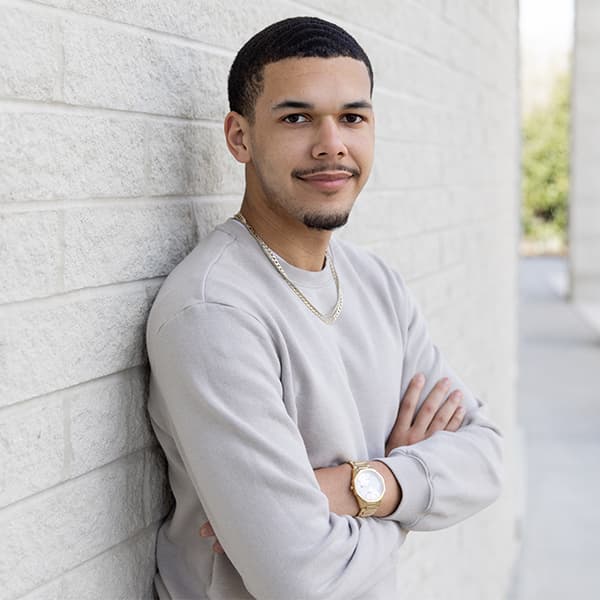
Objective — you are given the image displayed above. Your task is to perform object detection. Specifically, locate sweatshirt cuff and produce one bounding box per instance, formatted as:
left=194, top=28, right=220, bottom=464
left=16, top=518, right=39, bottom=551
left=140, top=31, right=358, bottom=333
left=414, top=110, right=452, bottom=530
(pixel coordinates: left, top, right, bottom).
left=377, top=450, right=432, bottom=527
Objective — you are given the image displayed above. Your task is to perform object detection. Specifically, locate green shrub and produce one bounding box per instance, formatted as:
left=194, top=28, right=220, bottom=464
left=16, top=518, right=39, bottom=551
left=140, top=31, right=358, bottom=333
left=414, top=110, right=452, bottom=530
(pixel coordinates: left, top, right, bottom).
left=521, top=71, right=570, bottom=248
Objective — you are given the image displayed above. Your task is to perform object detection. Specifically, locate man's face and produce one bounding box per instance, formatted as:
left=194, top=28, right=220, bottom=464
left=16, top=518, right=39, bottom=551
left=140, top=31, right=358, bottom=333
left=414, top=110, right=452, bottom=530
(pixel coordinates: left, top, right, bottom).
left=245, top=56, right=375, bottom=230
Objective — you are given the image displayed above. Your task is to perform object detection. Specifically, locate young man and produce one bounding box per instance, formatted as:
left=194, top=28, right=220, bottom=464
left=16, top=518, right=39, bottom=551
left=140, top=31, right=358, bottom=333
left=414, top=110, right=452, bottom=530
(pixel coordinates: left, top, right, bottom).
left=146, top=16, right=503, bottom=600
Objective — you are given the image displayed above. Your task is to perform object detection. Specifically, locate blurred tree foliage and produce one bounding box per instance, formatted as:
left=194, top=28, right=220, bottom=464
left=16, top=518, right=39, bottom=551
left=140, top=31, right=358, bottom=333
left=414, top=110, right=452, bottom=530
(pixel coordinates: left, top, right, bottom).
left=522, top=71, right=570, bottom=248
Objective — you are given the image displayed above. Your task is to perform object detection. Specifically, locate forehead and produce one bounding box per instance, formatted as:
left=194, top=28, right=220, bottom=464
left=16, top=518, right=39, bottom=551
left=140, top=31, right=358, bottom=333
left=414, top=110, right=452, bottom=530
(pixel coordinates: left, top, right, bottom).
left=259, top=57, right=372, bottom=107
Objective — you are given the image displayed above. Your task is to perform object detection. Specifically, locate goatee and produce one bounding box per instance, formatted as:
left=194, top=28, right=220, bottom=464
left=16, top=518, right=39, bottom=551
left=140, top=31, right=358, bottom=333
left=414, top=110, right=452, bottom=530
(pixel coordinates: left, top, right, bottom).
left=302, top=212, right=350, bottom=231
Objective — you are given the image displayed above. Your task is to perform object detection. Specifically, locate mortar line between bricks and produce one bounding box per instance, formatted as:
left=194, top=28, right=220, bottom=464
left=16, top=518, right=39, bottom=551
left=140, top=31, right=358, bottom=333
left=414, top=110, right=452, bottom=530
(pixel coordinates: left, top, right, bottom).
left=374, top=83, right=515, bottom=111
left=361, top=184, right=501, bottom=194
left=361, top=181, right=508, bottom=198
left=360, top=185, right=515, bottom=195
left=438, top=9, right=501, bottom=49
left=0, top=96, right=225, bottom=125
left=0, top=194, right=242, bottom=213
left=373, top=136, right=445, bottom=146
left=4, top=0, right=236, bottom=57
left=358, top=229, right=462, bottom=249
left=372, top=87, right=451, bottom=111
left=356, top=213, right=513, bottom=238
left=405, top=0, right=510, bottom=45
left=0, top=444, right=158, bottom=513
left=0, top=275, right=165, bottom=312
left=11, top=522, right=162, bottom=600
left=287, top=0, right=514, bottom=85
left=360, top=186, right=449, bottom=194
left=355, top=237, right=463, bottom=252
left=390, top=223, right=467, bottom=238
left=0, top=365, right=148, bottom=415
left=389, top=263, right=467, bottom=287
left=286, top=0, right=492, bottom=61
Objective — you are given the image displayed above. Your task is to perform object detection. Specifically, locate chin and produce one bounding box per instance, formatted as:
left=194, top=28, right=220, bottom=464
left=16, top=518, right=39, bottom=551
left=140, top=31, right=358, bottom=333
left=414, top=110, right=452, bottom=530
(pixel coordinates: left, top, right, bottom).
left=302, top=211, right=350, bottom=231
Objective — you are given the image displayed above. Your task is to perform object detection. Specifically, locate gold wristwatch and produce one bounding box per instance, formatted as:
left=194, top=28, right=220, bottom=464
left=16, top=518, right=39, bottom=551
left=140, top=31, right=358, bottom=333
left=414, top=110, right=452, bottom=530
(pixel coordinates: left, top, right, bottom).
left=348, top=461, right=386, bottom=517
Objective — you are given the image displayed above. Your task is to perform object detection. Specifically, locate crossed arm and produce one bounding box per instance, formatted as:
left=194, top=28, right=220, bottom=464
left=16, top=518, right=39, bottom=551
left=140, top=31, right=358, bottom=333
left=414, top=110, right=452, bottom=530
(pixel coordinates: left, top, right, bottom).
left=201, top=372, right=467, bottom=553
left=149, top=291, right=502, bottom=597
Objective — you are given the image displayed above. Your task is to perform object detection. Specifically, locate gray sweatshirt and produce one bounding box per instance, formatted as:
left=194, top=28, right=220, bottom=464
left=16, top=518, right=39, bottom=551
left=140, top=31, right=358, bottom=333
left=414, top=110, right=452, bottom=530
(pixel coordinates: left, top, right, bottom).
left=146, top=217, right=503, bottom=600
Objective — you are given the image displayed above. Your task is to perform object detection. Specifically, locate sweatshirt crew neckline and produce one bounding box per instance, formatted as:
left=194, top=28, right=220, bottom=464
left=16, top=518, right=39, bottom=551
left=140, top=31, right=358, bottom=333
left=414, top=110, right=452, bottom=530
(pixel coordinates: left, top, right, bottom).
left=221, top=217, right=336, bottom=289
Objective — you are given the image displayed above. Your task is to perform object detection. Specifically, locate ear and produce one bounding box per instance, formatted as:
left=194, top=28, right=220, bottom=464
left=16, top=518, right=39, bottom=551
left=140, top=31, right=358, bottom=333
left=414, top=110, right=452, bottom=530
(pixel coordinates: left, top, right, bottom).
left=224, top=111, right=251, bottom=164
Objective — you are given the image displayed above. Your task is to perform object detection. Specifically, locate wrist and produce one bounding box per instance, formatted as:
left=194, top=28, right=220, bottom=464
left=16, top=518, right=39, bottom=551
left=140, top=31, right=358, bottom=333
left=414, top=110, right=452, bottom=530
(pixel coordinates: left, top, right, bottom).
left=369, top=461, right=402, bottom=517
left=314, top=462, right=359, bottom=515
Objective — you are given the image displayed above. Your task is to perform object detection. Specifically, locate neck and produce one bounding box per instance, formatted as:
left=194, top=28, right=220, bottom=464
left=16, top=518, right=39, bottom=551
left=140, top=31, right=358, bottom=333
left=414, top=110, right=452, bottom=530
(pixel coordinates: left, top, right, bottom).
left=238, top=198, right=333, bottom=272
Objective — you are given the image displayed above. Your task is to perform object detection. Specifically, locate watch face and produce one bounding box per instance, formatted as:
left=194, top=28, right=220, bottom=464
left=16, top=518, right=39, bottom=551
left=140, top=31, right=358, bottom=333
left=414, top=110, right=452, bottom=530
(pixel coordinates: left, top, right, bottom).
left=355, top=468, right=385, bottom=502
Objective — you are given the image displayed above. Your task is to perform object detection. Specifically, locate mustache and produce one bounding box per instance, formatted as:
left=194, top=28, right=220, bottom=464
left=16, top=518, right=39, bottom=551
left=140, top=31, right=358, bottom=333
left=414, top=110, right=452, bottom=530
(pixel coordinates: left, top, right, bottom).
left=292, top=165, right=360, bottom=178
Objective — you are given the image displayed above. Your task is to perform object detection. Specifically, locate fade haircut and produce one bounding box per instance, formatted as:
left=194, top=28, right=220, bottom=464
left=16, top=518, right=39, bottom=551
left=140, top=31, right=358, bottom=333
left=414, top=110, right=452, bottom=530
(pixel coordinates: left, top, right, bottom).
left=228, top=16, right=374, bottom=122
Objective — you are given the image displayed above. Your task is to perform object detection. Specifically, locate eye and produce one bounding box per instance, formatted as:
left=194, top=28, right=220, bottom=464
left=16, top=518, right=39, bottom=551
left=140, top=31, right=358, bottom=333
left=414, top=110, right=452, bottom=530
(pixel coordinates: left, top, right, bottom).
left=282, top=114, right=309, bottom=124
left=342, top=114, right=364, bottom=124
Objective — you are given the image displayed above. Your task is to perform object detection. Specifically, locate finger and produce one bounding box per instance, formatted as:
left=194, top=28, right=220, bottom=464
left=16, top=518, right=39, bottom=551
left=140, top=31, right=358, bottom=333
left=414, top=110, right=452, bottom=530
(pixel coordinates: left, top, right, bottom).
left=411, top=378, right=451, bottom=433
left=199, top=522, right=215, bottom=537
left=425, top=390, right=463, bottom=437
left=386, top=374, right=426, bottom=452
left=445, top=405, right=466, bottom=432
left=212, top=540, right=225, bottom=554
left=394, top=373, right=426, bottom=432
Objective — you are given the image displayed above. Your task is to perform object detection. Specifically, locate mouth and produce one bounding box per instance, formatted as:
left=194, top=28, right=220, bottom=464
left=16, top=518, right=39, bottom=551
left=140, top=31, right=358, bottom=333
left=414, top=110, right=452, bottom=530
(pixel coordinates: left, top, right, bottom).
left=295, top=170, right=355, bottom=192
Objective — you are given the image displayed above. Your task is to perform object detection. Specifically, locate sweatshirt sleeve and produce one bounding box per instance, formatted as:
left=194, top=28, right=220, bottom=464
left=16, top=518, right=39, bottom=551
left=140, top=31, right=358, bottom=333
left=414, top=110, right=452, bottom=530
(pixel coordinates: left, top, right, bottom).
left=375, top=276, right=504, bottom=531
left=147, top=302, right=405, bottom=600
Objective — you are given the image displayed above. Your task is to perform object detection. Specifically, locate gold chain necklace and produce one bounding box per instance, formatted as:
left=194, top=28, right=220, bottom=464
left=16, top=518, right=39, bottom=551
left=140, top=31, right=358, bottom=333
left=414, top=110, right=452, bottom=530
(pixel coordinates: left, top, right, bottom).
left=232, top=212, right=343, bottom=324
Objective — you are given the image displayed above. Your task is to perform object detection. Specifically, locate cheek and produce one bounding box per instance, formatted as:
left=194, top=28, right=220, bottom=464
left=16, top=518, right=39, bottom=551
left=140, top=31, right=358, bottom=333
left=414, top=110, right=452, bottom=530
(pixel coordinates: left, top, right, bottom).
left=347, top=125, right=373, bottom=150
left=250, top=139, right=297, bottom=184
left=262, top=136, right=304, bottom=169
left=353, top=133, right=374, bottom=169
left=272, top=133, right=306, bottom=158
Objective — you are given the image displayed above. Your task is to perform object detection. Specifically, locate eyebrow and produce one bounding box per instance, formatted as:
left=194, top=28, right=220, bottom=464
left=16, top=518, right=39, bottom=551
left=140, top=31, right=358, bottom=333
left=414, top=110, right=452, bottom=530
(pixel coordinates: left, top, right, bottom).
left=271, top=99, right=373, bottom=111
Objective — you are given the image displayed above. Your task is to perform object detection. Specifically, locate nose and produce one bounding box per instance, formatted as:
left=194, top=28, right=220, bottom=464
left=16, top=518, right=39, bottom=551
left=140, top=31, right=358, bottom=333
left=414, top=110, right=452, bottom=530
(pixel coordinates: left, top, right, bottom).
left=311, top=117, right=347, bottom=159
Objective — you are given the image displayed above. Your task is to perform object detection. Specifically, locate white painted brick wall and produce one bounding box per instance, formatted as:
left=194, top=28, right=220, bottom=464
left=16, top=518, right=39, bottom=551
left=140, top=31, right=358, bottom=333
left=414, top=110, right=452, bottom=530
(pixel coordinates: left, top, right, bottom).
left=571, top=0, right=600, bottom=301
left=0, top=1, right=520, bottom=598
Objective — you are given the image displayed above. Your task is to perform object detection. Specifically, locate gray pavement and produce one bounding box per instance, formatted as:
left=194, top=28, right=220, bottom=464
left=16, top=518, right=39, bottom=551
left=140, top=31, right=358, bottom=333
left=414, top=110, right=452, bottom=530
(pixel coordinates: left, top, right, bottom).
left=507, top=256, right=600, bottom=599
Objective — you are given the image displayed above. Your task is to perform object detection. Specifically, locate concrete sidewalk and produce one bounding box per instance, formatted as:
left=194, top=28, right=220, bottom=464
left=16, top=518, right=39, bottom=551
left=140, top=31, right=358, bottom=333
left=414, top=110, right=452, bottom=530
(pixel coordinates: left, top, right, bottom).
left=508, top=256, right=600, bottom=599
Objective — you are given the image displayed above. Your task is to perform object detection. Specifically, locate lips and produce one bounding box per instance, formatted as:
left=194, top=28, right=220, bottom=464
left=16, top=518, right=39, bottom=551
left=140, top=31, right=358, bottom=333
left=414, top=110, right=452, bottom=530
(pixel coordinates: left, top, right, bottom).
left=296, top=171, right=354, bottom=192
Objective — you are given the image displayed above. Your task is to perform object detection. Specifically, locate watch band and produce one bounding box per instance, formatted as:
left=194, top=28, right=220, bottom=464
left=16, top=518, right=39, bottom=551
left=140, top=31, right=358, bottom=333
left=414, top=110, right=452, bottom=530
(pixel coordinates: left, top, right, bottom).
left=348, top=460, right=385, bottom=518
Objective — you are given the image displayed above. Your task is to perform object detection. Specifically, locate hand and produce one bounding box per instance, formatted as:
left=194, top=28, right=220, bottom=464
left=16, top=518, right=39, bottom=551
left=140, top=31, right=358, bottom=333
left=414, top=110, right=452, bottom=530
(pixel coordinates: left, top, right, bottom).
left=199, top=521, right=225, bottom=555
left=385, top=374, right=465, bottom=455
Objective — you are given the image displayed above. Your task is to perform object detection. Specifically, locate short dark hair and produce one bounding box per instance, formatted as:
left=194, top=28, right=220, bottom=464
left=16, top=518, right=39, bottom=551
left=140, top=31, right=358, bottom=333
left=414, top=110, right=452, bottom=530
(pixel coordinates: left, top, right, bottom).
left=228, top=16, right=374, bottom=121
